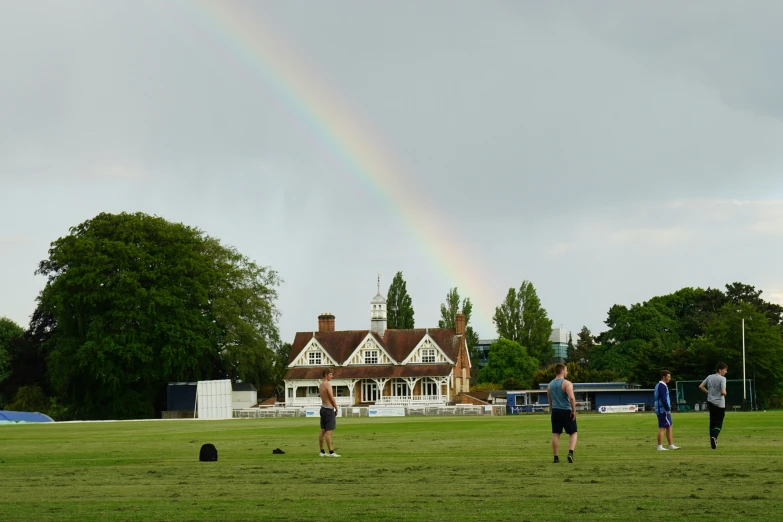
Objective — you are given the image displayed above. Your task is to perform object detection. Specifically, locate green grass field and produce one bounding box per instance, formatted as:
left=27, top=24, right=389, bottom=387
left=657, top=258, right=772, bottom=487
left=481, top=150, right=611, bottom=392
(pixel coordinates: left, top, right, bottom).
left=2, top=411, right=782, bottom=521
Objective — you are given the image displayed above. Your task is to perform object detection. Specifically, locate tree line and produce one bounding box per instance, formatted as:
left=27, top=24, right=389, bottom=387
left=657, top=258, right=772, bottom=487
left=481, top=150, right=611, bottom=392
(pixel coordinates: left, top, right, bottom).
left=388, top=272, right=783, bottom=409
left=0, top=212, right=285, bottom=420
left=585, top=283, right=783, bottom=407
left=2, top=212, right=781, bottom=418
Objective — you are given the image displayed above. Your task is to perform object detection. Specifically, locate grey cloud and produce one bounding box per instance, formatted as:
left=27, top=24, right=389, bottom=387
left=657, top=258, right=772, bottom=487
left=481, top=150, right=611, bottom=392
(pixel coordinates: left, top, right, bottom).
left=1, top=1, right=781, bottom=343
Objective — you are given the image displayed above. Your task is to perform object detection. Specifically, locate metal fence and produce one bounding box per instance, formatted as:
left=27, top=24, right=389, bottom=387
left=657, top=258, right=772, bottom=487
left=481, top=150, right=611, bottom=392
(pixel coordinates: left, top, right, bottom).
left=232, top=404, right=504, bottom=418
left=675, top=379, right=755, bottom=411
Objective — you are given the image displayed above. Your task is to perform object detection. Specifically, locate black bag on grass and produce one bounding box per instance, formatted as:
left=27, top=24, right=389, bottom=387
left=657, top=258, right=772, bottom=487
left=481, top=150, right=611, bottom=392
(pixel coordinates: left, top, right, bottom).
left=199, top=443, right=218, bottom=462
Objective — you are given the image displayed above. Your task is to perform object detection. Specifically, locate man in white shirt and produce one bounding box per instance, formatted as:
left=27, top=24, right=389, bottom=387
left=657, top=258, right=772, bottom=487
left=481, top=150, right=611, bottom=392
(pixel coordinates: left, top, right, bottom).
left=699, top=362, right=728, bottom=450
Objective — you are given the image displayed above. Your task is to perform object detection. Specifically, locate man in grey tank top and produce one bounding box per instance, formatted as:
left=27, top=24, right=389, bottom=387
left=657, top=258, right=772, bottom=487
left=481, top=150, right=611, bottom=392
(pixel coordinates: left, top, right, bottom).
left=547, top=363, right=578, bottom=463
left=699, top=362, right=728, bottom=450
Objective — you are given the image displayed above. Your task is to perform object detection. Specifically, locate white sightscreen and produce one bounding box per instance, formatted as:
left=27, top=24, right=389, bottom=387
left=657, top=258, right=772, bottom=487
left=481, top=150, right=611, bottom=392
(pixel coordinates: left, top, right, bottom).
left=196, top=379, right=233, bottom=419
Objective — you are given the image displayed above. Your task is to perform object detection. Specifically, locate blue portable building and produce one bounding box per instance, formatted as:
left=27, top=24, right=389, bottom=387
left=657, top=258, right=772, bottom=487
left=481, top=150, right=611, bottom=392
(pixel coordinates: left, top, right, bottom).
left=505, top=390, right=548, bottom=414
left=535, top=382, right=656, bottom=412
left=0, top=410, right=55, bottom=423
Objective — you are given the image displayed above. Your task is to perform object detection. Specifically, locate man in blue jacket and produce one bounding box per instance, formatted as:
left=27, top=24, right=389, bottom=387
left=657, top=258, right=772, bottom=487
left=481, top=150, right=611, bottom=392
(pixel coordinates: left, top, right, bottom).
left=655, top=370, right=679, bottom=451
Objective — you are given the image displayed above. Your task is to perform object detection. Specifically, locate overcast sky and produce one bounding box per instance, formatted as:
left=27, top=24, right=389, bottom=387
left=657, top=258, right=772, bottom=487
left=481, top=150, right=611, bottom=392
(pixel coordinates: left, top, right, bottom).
left=2, top=1, right=782, bottom=344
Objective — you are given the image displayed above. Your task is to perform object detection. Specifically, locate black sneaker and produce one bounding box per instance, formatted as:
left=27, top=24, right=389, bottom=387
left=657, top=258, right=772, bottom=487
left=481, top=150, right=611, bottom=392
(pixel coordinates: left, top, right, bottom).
left=710, top=437, right=717, bottom=450
left=567, top=453, right=574, bottom=463
left=553, top=456, right=560, bottom=463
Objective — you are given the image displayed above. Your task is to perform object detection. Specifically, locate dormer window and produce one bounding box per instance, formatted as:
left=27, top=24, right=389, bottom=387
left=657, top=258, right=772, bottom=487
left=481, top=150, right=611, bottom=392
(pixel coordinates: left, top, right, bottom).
left=422, top=349, right=435, bottom=363
left=309, top=352, right=322, bottom=365
left=365, top=350, right=378, bottom=364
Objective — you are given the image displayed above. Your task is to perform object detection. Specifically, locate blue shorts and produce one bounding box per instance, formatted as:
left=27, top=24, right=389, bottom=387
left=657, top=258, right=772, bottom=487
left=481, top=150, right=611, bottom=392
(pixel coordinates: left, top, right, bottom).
left=657, top=413, right=672, bottom=429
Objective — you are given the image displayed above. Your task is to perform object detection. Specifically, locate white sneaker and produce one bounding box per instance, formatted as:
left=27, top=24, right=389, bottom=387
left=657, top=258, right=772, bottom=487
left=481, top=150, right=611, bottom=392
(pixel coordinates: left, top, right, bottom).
left=668, top=445, right=680, bottom=450
left=319, top=452, right=326, bottom=457
left=329, top=452, right=341, bottom=457
left=657, top=446, right=668, bottom=451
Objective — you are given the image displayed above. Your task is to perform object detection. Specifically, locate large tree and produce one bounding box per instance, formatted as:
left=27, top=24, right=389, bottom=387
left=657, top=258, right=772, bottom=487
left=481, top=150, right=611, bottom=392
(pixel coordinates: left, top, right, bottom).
left=594, top=284, right=783, bottom=407
left=724, top=282, right=783, bottom=327
left=492, top=280, right=553, bottom=363
left=36, top=212, right=281, bottom=419
left=478, top=338, right=539, bottom=389
left=438, top=288, right=480, bottom=364
left=691, top=302, right=783, bottom=405
left=0, top=317, right=24, bottom=386
left=530, top=362, right=619, bottom=389
left=0, top=308, right=55, bottom=410
left=566, top=332, right=575, bottom=361
left=386, top=271, right=415, bottom=329
left=570, top=326, right=593, bottom=365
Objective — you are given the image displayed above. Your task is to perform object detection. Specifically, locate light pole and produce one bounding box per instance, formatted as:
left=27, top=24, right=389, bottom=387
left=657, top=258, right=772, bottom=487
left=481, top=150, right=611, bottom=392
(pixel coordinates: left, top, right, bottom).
left=736, top=310, right=747, bottom=407
left=741, top=317, right=746, bottom=403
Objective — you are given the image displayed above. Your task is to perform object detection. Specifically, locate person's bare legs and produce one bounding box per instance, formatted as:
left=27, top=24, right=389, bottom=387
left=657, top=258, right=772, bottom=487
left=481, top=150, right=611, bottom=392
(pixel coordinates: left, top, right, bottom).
left=667, top=426, right=674, bottom=446
left=568, top=432, right=578, bottom=451
left=552, top=433, right=560, bottom=457
left=325, top=430, right=333, bottom=452
left=657, top=427, right=665, bottom=446
left=319, top=429, right=326, bottom=452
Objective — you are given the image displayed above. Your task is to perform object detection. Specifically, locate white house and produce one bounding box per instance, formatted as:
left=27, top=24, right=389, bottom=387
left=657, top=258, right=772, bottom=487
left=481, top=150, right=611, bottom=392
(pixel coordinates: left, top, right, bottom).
left=283, top=288, right=471, bottom=407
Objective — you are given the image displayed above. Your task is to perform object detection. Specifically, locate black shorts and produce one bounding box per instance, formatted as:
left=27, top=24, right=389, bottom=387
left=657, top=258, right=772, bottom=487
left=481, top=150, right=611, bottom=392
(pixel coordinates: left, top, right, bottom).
left=320, top=407, right=336, bottom=431
left=551, top=408, right=577, bottom=435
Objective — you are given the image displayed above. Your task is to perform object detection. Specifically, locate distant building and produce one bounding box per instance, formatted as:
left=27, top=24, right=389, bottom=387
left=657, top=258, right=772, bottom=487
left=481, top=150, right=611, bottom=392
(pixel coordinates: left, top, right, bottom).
left=549, top=328, right=569, bottom=361
left=474, top=328, right=572, bottom=368
left=474, top=339, right=495, bottom=368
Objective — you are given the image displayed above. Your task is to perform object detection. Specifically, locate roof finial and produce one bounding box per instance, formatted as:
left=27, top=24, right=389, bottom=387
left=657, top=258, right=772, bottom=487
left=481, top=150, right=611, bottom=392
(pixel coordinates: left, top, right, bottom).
left=377, top=273, right=380, bottom=294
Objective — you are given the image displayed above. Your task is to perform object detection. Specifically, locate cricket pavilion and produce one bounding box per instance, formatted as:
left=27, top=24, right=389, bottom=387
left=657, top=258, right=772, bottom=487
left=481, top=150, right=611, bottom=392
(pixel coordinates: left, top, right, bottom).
left=283, top=289, right=471, bottom=407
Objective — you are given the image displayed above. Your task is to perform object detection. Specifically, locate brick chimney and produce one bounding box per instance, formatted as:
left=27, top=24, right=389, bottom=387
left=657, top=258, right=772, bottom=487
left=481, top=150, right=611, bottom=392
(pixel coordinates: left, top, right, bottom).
left=455, top=312, right=466, bottom=335
left=318, top=313, right=335, bottom=333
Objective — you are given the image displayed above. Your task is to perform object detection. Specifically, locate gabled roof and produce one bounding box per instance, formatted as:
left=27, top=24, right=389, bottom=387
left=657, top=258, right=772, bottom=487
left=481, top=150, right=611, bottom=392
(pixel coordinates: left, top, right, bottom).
left=284, top=364, right=453, bottom=380
left=289, top=330, right=371, bottom=366
left=374, top=328, right=461, bottom=362
left=288, top=328, right=462, bottom=366
left=343, top=332, right=398, bottom=365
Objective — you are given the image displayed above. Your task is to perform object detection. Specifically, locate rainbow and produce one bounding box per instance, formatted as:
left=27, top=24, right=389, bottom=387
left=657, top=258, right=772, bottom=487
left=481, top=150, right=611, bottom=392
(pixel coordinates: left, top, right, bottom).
left=179, top=1, right=497, bottom=330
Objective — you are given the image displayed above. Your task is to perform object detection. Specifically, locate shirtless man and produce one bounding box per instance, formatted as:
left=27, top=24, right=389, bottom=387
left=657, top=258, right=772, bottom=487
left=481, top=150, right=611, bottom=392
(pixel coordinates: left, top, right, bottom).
left=319, top=368, right=340, bottom=457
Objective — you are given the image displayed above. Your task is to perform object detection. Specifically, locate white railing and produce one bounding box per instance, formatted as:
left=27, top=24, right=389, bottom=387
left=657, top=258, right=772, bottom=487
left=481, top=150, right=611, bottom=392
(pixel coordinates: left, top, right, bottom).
left=376, top=395, right=447, bottom=406
left=233, top=408, right=306, bottom=418
left=232, top=404, right=502, bottom=419
left=285, top=397, right=353, bottom=407
left=576, top=401, right=592, bottom=412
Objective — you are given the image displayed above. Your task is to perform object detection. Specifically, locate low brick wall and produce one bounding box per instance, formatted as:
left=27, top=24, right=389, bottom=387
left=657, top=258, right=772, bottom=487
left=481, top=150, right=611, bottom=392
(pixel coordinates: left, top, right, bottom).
left=455, top=393, right=489, bottom=406
left=162, top=410, right=196, bottom=419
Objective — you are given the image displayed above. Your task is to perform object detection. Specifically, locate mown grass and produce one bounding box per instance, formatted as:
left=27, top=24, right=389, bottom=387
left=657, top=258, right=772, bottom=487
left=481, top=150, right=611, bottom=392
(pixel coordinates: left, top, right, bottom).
left=1, top=411, right=782, bottom=521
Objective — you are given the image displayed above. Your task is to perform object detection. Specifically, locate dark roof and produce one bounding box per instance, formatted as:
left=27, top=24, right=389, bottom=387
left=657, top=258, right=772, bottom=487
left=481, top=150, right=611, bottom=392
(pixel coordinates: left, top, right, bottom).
left=380, top=329, right=425, bottom=361
left=463, top=391, right=491, bottom=401
left=288, top=328, right=460, bottom=366
left=284, top=364, right=454, bottom=380
left=288, top=330, right=371, bottom=366
left=232, top=382, right=257, bottom=392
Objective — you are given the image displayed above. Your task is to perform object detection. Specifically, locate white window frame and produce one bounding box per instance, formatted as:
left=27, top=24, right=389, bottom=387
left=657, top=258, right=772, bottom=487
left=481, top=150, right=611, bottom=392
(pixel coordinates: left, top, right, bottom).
left=364, top=350, right=378, bottom=364
left=422, top=380, right=438, bottom=396
left=393, top=378, right=410, bottom=397
left=308, top=352, right=322, bottom=365
left=362, top=380, right=379, bottom=402
left=422, top=348, right=436, bottom=363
